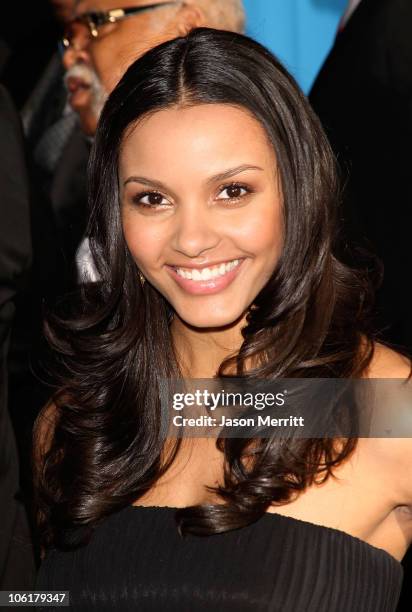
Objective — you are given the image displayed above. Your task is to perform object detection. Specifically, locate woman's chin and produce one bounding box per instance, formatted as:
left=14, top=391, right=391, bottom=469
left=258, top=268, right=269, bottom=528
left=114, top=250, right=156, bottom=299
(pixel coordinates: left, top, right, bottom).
left=174, top=308, right=247, bottom=331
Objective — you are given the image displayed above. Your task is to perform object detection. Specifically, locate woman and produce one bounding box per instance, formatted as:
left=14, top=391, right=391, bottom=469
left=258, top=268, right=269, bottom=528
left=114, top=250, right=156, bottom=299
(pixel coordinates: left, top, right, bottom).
left=34, top=28, right=412, bottom=611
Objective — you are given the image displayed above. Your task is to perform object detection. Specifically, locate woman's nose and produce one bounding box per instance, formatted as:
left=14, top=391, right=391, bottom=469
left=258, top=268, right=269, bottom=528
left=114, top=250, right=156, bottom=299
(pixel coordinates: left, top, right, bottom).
left=172, top=207, right=221, bottom=259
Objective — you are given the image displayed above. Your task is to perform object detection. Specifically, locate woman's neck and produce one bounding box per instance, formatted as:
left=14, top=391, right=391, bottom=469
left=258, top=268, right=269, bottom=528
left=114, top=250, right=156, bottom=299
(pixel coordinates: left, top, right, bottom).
left=171, top=313, right=247, bottom=378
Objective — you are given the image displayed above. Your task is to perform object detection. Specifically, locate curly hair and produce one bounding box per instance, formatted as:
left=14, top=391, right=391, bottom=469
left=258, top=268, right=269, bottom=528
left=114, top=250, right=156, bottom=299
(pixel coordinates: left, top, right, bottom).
left=34, top=28, right=377, bottom=551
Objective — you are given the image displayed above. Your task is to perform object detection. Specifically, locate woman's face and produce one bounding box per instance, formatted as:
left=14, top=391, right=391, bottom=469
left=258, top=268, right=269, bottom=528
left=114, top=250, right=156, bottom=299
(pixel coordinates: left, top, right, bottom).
left=119, top=104, right=283, bottom=328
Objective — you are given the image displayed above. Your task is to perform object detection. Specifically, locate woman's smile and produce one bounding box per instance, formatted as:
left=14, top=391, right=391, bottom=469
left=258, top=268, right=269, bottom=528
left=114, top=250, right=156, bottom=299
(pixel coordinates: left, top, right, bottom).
left=165, top=258, right=246, bottom=295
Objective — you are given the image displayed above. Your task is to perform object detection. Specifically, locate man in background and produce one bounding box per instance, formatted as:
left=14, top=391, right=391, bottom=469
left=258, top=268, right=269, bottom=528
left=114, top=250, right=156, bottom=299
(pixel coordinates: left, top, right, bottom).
left=309, top=0, right=412, bottom=352
left=60, top=0, right=245, bottom=278
left=0, top=84, right=35, bottom=588
left=63, top=0, right=245, bottom=135
left=310, top=5, right=412, bottom=605
left=22, top=0, right=87, bottom=286
left=7, top=2, right=84, bottom=521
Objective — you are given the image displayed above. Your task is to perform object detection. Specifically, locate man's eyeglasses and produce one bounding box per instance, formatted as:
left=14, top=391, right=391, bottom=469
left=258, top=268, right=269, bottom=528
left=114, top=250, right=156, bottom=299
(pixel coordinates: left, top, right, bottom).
left=61, top=2, right=180, bottom=49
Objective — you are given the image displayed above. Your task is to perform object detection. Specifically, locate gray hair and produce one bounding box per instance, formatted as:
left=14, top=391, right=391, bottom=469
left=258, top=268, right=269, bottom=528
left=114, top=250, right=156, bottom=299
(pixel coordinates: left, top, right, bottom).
left=190, top=0, right=245, bottom=33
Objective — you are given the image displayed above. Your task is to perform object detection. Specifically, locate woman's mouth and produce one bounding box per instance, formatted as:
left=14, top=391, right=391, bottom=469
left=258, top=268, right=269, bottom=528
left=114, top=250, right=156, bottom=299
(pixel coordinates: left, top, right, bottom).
left=166, top=258, right=245, bottom=295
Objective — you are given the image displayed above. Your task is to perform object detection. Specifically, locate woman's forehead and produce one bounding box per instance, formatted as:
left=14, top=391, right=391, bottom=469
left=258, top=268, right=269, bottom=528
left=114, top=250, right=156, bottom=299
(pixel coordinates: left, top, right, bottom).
left=119, top=104, right=277, bottom=171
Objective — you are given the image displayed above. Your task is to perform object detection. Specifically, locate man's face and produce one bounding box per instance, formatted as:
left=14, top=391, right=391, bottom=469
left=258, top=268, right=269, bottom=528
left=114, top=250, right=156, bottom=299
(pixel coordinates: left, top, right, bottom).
left=63, top=1, right=184, bottom=135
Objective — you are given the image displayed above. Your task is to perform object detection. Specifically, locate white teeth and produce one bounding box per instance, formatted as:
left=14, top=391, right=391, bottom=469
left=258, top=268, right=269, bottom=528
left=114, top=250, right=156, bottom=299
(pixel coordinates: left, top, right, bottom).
left=174, top=259, right=241, bottom=281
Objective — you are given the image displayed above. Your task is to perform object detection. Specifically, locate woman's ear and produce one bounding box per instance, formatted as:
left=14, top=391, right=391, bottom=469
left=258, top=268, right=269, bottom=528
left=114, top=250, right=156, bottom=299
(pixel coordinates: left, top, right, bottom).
left=175, top=4, right=207, bottom=36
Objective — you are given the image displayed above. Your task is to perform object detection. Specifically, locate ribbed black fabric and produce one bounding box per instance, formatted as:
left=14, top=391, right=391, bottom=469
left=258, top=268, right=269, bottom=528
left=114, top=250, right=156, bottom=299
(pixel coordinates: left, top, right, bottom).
left=36, top=506, right=403, bottom=611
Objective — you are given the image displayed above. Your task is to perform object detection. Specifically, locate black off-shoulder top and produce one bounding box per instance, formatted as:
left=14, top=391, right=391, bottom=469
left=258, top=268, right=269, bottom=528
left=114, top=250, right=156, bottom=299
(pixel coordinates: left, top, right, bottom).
left=36, top=505, right=403, bottom=611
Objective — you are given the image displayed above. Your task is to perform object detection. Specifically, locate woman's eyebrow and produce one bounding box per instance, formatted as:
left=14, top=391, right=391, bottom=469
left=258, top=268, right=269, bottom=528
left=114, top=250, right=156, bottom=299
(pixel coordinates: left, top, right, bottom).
left=123, top=176, right=169, bottom=190
left=123, top=164, right=264, bottom=191
left=206, top=164, right=264, bottom=184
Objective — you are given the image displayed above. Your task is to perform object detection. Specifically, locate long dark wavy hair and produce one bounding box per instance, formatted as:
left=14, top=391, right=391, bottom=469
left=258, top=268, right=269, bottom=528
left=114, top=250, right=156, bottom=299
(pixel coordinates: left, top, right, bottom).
left=34, top=28, right=377, bottom=550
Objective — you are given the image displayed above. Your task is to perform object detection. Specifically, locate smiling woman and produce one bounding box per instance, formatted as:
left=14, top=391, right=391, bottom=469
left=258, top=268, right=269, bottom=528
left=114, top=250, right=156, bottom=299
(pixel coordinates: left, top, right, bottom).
left=33, top=28, right=411, bottom=611
left=120, top=104, right=283, bottom=328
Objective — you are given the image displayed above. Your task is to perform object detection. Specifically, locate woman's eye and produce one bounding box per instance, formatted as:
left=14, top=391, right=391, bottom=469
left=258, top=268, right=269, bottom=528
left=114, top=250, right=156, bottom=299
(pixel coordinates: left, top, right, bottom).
left=133, top=192, right=169, bottom=207
left=217, top=184, right=250, bottom=201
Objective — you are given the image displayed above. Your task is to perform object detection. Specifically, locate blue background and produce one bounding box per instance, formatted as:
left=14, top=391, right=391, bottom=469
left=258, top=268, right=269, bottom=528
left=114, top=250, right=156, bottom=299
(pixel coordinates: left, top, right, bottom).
left=244, top=0, right=347, bottom=94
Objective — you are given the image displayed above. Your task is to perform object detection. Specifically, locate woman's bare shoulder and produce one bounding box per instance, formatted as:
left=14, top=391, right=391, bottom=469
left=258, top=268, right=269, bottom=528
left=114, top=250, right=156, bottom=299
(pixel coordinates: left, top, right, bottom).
left=363, top=341, right=412, bottom=379
left=359, top=343, right=412, bottom=507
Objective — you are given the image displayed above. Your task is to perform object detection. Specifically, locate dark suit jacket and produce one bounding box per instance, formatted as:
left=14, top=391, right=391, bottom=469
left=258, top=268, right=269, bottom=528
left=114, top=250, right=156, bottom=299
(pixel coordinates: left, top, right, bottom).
left=7, top=58, right=90, bottom=507
left=309, top=0, right=412, bottom=351
left=23, top=53, right=90, bottom=286
left=310, top=4, right=412, bottom=607
left=0, top=84, right=35, bottom=588
left=9, top=52, right=89, bottom=423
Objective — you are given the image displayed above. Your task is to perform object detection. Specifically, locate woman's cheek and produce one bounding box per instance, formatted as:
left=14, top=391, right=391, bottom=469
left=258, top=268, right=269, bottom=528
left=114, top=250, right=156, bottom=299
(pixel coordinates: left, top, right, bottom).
left=123, top=220, right=146, bottom=260
left=122, top=220, right=162, bottom=268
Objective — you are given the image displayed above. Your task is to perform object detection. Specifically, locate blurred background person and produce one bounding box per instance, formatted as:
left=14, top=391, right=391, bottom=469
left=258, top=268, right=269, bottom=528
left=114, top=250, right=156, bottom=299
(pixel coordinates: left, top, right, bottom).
left=60, top=0, right=246, bottom=278
left=21, top=0, right=89, bottom=286
left=17, top=0, right=89, bottom=296
left=310, top=0, right=412, bottom=353
left=63, top=1, right=245, bottom=136
left=5, top=2, right=82, bottom=541
left=309, top=3, right=412, bottom=607
left=0, top=84, right=35, bottom=589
